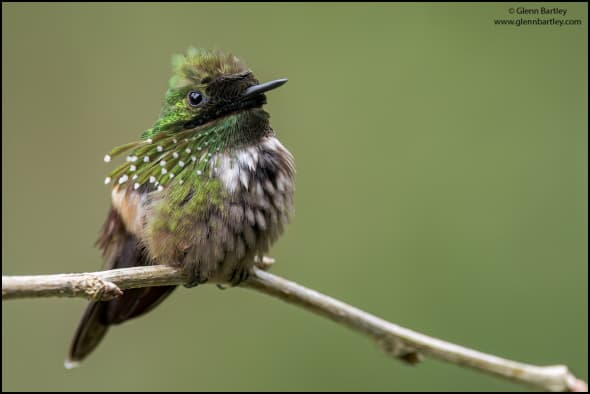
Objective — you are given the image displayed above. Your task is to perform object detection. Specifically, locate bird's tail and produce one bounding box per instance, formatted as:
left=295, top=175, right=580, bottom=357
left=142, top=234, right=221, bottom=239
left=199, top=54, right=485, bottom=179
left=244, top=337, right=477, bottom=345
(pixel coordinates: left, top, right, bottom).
left=65, top=301, right=109, bottom=368
left=65, top=207, right=176, bottom=367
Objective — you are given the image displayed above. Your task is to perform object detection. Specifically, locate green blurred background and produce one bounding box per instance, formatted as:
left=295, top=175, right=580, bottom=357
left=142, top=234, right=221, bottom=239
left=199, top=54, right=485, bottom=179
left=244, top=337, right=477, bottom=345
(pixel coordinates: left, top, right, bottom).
left=2, top=2, right=587, bottom=392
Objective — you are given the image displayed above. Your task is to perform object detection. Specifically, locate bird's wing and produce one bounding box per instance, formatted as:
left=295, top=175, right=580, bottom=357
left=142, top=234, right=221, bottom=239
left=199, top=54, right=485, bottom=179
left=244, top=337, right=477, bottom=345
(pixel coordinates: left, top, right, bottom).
left=66, top=207, right=176, bottom=365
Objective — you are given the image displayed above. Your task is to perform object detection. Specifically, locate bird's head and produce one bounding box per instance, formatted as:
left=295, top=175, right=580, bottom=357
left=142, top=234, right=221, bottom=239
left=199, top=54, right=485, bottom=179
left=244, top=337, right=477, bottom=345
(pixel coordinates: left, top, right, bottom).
left=147, top=47, right=287, bottom=136
left=103, top=48, right=287, bottom=190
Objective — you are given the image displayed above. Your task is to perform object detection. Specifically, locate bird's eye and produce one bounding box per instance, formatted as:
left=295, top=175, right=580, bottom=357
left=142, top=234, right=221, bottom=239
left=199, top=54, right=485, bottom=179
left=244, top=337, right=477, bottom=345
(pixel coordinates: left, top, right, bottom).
left=187, top=91, right=206, bottom=107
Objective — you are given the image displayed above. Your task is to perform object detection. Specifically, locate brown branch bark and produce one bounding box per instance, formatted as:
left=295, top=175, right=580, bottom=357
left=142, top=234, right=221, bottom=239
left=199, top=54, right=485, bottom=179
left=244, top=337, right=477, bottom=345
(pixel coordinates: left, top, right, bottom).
left=2, top=266, right=587, bottom=392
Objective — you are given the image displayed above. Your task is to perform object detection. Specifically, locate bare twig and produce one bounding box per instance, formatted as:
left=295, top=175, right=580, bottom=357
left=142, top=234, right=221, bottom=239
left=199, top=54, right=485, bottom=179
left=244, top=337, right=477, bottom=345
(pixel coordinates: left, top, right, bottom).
left=2, top=266, right=183, bottom=301
left=2, top=265, right=587, bottom=392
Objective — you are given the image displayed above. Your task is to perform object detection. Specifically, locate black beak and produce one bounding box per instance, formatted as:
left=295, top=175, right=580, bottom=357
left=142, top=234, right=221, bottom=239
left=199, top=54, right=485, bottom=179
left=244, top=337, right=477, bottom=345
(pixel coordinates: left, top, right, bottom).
left=242, top=78, right=288, bottom=99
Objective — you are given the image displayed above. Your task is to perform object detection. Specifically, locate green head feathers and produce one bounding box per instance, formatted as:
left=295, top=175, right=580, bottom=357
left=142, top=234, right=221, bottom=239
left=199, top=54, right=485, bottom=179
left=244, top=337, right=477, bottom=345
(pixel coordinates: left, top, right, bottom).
left=102, top=48, right=287, bottom=190
left=146, top=48, right=250, bottom=137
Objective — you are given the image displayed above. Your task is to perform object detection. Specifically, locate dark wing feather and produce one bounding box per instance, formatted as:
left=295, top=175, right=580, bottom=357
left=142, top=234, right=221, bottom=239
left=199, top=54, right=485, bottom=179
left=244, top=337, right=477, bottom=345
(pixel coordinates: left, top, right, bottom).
left=67, top=207, right=176, bottom=365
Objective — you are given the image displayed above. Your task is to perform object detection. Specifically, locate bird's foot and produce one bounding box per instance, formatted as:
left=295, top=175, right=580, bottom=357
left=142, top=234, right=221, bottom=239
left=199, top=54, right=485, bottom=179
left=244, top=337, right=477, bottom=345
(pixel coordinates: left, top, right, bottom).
left=183, top=270, right=209, bottom=288
left=227, top=266, right=251, bottom=287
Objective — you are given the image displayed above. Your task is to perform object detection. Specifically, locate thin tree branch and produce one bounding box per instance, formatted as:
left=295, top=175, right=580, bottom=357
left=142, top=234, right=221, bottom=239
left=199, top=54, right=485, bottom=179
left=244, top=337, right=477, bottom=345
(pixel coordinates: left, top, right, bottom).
left=2, top=266, right=587, bottom=392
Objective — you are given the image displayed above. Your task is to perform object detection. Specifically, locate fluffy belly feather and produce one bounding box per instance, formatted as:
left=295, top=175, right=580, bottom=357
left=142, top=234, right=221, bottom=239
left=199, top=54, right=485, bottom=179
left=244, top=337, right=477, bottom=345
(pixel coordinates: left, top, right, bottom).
left=112, top=136, right=295, bottom=285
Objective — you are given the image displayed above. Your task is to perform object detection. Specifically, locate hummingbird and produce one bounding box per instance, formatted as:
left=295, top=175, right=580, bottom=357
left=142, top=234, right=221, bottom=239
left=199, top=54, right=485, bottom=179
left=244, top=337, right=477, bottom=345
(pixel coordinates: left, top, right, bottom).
left=66, top=48, right=295, bottom=367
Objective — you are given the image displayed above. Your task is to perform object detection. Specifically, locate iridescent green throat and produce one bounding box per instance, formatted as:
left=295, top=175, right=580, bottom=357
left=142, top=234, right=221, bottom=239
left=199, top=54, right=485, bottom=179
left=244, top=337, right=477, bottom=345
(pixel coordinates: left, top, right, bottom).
left=103, top=111, right=269, bottom=190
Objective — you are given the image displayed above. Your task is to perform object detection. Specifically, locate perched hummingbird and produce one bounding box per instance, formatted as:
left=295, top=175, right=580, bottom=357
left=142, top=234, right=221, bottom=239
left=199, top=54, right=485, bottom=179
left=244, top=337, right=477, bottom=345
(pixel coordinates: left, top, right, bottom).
left=66, top=48, right=295, bottom=367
